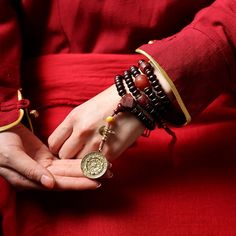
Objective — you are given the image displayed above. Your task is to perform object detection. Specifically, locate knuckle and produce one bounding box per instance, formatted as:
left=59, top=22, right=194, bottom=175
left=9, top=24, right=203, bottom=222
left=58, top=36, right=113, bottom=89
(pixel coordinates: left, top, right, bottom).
left=0, top=172, right=21, bottom=188
left=60, top=125, right=71, bottom=133
left=76, top=126, right=93, bottom=139
left=23, top=167, right=38, bottom=181
left=0, top=155, right=6, bottom=166
left=0, top=167, right=5, bottom=177
left=0, top=148, right=13, bottom=167
left=38, top=158, right=53, bottom=168
left=0, top=167, right=31, bottom=189
left=12, top=175, right=26, bottom=188
left=70, top=109, right=79, bottom=122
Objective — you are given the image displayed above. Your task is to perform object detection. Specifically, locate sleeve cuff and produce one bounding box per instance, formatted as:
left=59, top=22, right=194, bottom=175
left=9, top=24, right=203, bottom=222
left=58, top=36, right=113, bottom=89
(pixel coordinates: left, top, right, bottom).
left=136, top=48, right=191, bottom=126
left=0, top=90, right=25, bottom=132
left=136, top=26, right=230, bottom=121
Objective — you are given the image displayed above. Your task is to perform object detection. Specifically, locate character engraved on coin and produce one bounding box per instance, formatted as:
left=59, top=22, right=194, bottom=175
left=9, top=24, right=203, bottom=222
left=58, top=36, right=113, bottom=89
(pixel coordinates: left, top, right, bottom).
left=81, top=151, right=108, bottom=179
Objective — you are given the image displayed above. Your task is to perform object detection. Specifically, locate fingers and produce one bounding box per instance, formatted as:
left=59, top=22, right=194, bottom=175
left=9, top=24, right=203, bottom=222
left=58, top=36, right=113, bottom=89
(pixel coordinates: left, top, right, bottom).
left=49, top=119, right=93, bottom=159
left=3, top=149, right=55, bottom=189
left=47, top=159, right=113, bottom=179
left=0, top=165, right=101, bottom=191
left=0, top=167, right=44, bottom=190
left=47, top=159, right=102, bottom=190
left=48, top=116, right=88, bottom=159
left=48, top=118, right=73, bottom=155
left=57, top=132, right=85, bottom=159
left=75, top=140, right=99, bottom=160
left=47, top=159, right=84, bottom=176
left=53, top=175, right=101, bottom=190
left=0, top=123, right=107, bottom=191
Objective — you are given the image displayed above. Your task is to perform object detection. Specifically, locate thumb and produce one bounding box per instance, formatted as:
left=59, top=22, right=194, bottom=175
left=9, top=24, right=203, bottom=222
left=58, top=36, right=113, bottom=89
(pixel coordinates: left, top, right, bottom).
left=10, top=149, right=55, bottom=189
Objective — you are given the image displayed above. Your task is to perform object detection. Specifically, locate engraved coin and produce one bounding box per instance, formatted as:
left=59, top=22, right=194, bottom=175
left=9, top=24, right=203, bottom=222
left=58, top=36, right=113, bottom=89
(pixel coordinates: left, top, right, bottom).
left=81, top=151, right=108, bottom=179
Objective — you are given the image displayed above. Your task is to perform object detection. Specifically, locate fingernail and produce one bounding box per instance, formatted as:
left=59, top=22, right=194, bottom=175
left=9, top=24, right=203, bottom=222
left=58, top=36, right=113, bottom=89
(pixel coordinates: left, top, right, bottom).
left=40, top=175, right=54, bottom=189
left=96, top=183, right=102, bottom=188
left=107, top=172, right=114, bottom=178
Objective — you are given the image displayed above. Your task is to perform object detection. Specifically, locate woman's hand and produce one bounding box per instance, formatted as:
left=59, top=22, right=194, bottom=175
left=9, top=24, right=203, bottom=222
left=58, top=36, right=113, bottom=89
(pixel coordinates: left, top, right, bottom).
left=0, top=124, right=100, bottom=190
left=48, top=85, right=145, bottom=162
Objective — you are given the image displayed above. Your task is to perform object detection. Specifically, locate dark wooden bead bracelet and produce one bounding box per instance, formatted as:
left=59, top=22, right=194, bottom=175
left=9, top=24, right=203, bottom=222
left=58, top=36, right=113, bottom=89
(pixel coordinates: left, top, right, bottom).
left=121, top=69, right=162, bottom=125
left=114, top=75, right=126, bottom=97
left=114, top=60, right=177, bottom=137
left=114, top=75, right=156, bottom=130
left=128, top=65, right=170, bottom=124
left=138, top=60, right=170, bottom=105
left=131, top=65, right=169, bottom=112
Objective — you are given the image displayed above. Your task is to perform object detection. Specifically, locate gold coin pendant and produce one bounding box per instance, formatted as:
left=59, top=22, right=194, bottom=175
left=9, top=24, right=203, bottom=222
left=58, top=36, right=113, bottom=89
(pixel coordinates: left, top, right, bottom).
left=81, top=151, right=108, bottom=179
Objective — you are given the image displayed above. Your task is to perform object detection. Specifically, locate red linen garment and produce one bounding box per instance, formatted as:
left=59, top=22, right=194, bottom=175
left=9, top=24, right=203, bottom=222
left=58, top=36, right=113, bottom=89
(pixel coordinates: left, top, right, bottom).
left=0, top=0, right=236, bottom=235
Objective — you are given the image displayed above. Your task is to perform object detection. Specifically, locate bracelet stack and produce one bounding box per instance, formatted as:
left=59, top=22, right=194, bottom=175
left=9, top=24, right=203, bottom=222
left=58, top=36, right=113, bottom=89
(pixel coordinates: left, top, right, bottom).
left=115, top=59, right=173, bottom=134
left=81, top=59, right=175, bottom=180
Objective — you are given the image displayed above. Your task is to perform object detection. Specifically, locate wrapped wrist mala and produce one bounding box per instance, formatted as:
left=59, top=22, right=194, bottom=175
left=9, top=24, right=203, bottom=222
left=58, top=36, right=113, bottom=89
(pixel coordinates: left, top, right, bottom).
left=115, top=74, right=156, bottom=131
left=116, top=60, right=174, bottom=133
left=81, top=91, right=155, bottom=179
left=81, top=59, right=174, bottom=179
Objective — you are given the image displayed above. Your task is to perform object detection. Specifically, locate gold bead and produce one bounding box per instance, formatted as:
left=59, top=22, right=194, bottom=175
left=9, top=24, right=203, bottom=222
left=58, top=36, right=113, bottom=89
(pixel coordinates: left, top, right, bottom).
left=105, top=116, right=115, bottom=124
left=148, top=40, right=155, bottom=44
left=30, top=109, right=39, bottom=118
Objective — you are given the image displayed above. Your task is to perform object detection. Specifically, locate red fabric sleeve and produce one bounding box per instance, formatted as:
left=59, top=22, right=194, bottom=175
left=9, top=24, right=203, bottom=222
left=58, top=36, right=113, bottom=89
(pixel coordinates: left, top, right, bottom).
left=138, top=0, right=236, bottom=119
left=0, top=0, right=22, bottom=129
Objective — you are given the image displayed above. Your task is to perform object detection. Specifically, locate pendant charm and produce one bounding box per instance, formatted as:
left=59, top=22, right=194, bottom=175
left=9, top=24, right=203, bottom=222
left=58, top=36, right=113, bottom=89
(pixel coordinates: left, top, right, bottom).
left=81, top=151, right=108, bottom=179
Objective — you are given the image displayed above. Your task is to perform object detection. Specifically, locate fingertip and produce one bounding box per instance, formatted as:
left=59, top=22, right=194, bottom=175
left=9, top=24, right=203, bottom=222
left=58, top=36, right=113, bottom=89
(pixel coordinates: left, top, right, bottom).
left=90, top=181, right=102, bottom=190
left=48, top=124, right=73, bottom=155
left=48, top=142, right=59, bottom=155
left=104, top=170, right=113, bottom=179
left=58, top=152, right=71, bottom=159
left=96, top=183, right=102, bottom=188
left=40, top=175, right=55, bottom=189
left=58, top=147, right=79, bottom=159
left=47, top=135, right=54, bottom=149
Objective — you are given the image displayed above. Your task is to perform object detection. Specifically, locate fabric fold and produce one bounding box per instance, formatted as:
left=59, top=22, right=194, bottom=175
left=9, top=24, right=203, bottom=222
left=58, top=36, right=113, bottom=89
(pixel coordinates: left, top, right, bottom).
left=22, top=53, right=142, bottom=109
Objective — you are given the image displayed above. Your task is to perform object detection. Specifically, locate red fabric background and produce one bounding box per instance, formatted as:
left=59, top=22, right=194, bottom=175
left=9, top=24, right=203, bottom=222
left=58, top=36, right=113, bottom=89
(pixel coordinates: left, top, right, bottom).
left=1, top=54, right=236, bottom=236
left=0, top=0, right=236, bottom=235
left=1, top=0, right=215, bottom=126
left=6, top=91, right=236, bottom=236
